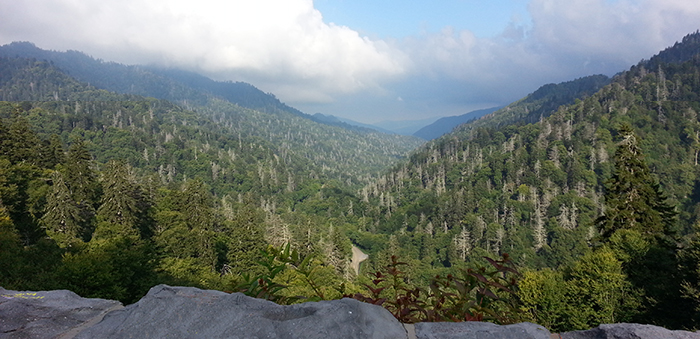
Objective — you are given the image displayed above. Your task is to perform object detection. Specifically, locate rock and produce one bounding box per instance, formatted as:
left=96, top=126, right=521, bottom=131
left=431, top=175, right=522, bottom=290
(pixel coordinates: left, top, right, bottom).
left=560, top=323, right=700, bottom=339
left=74, top=284, right=408, bottom=339
left=4, top=284, right=699, bottom=339
left=414, top=321, right=552, bottom=339
left=0, top=287, right=122, bottom=339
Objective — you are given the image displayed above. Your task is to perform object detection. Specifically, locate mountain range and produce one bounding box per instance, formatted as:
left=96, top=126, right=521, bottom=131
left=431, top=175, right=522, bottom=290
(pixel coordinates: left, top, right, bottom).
left=3, top=31, right=700, bottom=330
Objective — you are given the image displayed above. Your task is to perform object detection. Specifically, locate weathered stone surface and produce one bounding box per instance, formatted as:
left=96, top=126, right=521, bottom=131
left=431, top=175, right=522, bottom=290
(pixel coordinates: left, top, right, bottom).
left=74, top=284, right=408, bottom=339
left=0, top=287, right=122, bottom=339
left=561, top=323, right=700, bottom=339
left=5, top=284, right=700, bottom=339
left=414, top=321, right=552, bottom=339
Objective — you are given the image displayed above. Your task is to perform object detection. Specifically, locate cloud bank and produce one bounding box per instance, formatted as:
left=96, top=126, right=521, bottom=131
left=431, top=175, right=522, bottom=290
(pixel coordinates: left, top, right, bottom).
left=0, top=0, right=406, bottom=103
left=1, top=0, right=699, bottom=122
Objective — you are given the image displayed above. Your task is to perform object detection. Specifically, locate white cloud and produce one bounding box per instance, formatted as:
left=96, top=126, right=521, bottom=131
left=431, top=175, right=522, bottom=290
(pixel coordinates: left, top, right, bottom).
left=389, top=0, right=700, bottom=109
left=2, top=0, right=700, bottom=122
left=529, top=0, right=700, bottom=64
left=0, top=0, right=407, bottom=103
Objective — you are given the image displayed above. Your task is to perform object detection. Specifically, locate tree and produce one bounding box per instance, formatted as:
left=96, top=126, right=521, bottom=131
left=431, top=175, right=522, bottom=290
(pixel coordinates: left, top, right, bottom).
left=65, top=138, right=100, bottom=209
left=178, top=179, right=216, bottom=269
left=94, top=161, right=143, bottom=240
left=596, top=124, right=676, bottom=242
left=41, top=171, right=84, bottom=247
left=564, top=247, right=640, bottom=330
left=596, top=124, right=682, bottom=327
left=0, top=201, right=24, bottom=287
left=1, top=108, right=42, bottom=165
left=518, top=268, right=567, bottom=331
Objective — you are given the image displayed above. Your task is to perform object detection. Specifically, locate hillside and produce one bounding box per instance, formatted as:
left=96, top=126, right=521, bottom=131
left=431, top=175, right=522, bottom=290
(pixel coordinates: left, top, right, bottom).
left=0, top=43, right=424, bottom=184
left=0, top=50, right=421, bottom=305
left=358, top=32, right=700, bottom=265
left=4, top=32, right=700, bottom=331
left=352, top=31, right=700, bottom=328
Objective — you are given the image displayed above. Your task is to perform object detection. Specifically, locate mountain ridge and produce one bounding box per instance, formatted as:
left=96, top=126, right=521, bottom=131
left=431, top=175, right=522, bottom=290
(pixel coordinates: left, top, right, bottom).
left=412, top=106, right=502, bottom=140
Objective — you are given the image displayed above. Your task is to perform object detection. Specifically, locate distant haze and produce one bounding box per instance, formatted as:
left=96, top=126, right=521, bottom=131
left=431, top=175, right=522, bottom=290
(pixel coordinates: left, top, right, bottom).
left=1, top=0, right=699, bottom=123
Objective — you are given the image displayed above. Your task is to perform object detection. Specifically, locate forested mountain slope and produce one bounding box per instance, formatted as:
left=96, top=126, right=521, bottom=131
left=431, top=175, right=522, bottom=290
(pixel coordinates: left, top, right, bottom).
left=357, top=31, right=700, bottom=271
left=0, top=55, right=400, bottom=305
left=0, top=42, right=424, bottom=183
left=5, top=32, right=700, bottom=331
left=451, top=74, right=611, bottom=137
left=349, top=32, right=700, bottom=328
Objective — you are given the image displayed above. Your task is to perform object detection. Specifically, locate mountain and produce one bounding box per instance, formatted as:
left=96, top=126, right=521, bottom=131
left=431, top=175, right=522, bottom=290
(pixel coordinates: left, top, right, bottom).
left=0, top=42, right=424, bottom=184
left=446, top=74, right=612, bottom=139
left=4, top=32, right=700, bottom=331
left=356, top=31, right=700, bottom=273
left=0, top=42, right=299, bottom=116
left=0, top=50, right=427, bottom=305
left=412, top=106, right=502, bottom=140
left=372, top=117, right=440, bottom=135
left=311, top=113, right=397, bottom=135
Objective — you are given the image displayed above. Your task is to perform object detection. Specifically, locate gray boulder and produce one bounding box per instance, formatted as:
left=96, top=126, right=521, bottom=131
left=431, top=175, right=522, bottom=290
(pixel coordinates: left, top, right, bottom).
left=561, top=323, right=700, bottom=339
left=0, top=287, right=122, bottom=339
left=75, top=284, right=408, bottom=339
left=414, top=321, right=552, bottom=339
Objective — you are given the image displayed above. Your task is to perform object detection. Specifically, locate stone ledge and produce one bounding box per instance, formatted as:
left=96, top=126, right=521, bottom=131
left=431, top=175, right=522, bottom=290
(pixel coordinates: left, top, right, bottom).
left=2, top=285, right=699, bottom=339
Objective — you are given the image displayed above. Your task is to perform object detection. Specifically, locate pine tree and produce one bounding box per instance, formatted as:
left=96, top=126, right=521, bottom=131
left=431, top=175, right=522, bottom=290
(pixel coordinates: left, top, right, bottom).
left=41, top=171, right=84, bottom=247
left=65, top=138, right=101, bottom=209
left=596, top=124, right=676, bottom=242
left=596, top=124, right=681, bottom=327
left=178, top=179, right=216, bottom=269
left=1, top=108, right=42, bottom=165
left=41, top=134, right=66, bottom=169
left=94, top=161, right=141, bottom=240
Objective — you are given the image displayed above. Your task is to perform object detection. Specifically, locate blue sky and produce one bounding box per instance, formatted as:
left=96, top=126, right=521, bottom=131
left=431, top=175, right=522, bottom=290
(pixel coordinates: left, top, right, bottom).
left=315, top=0, right=531, bottom=39
left=1, top=0, right=700, bottom=123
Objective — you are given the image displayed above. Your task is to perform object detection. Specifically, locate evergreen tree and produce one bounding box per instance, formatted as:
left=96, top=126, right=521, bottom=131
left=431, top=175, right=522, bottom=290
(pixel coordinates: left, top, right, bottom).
left=596, top=124, right=677, bottom=242
left=597, top=124, right=682, bottom=327
left=0, top=200, right=23, bottom=287
left=65, top=138, right=101, bottom=209
left=94, top=160, right=142, bottom=240
left=178, top=179, right=216, bottom=269
left=41, top=171, right=84, bottom=247
left=1, top=108, right=42, bottom=165
left=678, top=223, right=700, bottom=328
left=41, top=134, right=66, bottom=169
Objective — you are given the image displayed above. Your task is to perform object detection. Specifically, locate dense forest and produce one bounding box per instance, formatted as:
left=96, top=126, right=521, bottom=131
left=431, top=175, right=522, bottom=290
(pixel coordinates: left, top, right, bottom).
left=3, top=32, right=700, bottom=331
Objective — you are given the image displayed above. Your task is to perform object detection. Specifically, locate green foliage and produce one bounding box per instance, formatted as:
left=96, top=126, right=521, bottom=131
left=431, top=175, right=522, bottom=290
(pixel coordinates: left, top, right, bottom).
left=519, top=247, right=641, bottom=332
left=563, top=247, right=640, bottom=330
left=41, top=171, right=84, bottom=248
left=348, top=254, right=522, bottom=324
left=231, top=243, right=342, bottom=304
left=518, top=269, right=567, bottom=330
left=0, top=203, right=24, bottom=287
left=56, top=237, right=156, bottom=304
left=596, top=124, right=677, bottom=242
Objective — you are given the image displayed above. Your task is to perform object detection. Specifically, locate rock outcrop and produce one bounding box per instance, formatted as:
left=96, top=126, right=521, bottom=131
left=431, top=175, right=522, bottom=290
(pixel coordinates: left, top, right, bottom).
left=413, top=321, right=551, bottom=339
left=560, top=323, right=700, bottom=339
left=74, top=284, right=406, bottom=339
left=0, top=287, right=122, bottom=339
left=2, top=284, right=700, bottom=339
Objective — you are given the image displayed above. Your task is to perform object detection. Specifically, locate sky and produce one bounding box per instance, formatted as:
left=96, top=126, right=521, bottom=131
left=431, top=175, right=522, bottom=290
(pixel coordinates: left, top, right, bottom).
left=1, top=1, right=700, bottom=123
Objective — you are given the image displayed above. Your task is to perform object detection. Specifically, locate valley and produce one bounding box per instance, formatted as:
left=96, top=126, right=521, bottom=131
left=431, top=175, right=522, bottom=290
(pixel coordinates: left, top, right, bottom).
left=3, top=32, right=700, bottom=331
